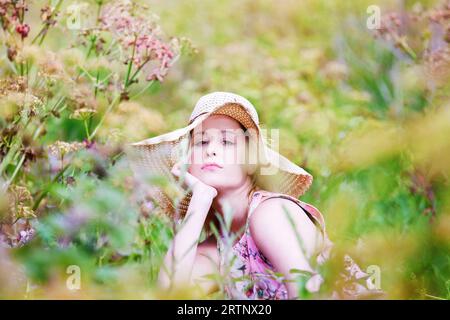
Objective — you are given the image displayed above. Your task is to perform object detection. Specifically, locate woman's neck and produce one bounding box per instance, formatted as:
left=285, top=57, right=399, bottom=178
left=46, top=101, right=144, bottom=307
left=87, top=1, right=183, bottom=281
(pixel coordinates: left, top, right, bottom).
left=211, top=176, right=255, bottom=237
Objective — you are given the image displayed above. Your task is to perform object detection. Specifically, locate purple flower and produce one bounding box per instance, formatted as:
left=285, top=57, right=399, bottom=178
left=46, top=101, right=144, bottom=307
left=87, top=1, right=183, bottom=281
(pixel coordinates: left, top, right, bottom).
left=17, top=227, right=35, bottom=246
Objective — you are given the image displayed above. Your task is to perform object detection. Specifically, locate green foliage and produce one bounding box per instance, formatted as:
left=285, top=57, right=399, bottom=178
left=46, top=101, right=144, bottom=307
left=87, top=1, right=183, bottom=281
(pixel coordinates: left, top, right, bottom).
left=1, top=0, right=449, bottom=299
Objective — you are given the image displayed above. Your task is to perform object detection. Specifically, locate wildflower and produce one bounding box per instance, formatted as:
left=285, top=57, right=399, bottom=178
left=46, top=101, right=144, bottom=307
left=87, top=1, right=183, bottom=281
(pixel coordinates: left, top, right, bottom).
left=70, top=107, right=97, bottom=120
left=139, top=199, right=155, bottom=218
left=22, top=145, right=42, bottom=168
left=37, top=51, right=66, bottom=79
left=15, top=205, right=36, bottom=219
left=423, top=46, right=450, bottom=87
left=99, top=0, right=152, bottom=39
left=9, top=185, right=32, bottom=204
left=39, top=4, right=57, bottom=27
left=7, top=46, right=17, bottom=61
left=15, top=23, right=30, bottom=38
left=17, top=227, right=35, bottom=246
left=0, top=76, right=27, bottom=95
left=343, top=255, right=369, bottom=281
left=18, top=93, right=43, bottom=118
left=177, top=36, right=199, bottom=56
left=99, top=0, right=180, bottom=82
left=67, top=85, right=98, bottom=110
left=372, top=2, right=449, bottom=63
left=6, top=185, right=36, bottom=224
left=427, top=2, right=450, bottom=25
left=48, top=141, right=85, bottom=159
left=40, top=5, right=53, bottom=23
left=83, top=139, right=96, bottom=149
left=374, top=12, right=404, bottom=42
left=0, top=0, right=29, bottom=33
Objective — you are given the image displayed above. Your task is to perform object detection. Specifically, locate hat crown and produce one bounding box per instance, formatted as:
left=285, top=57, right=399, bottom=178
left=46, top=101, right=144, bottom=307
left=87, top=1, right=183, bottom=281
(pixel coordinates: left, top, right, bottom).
left=189, top=92, right=259, bottom=124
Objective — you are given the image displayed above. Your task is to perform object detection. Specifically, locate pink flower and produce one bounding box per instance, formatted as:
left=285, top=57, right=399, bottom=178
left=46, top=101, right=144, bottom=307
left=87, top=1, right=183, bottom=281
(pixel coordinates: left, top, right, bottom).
left=0, top=0, right=29, bottom=34
left=99, top=0, right=179, bottom=82
left=15, top=23, right=30, bottom=38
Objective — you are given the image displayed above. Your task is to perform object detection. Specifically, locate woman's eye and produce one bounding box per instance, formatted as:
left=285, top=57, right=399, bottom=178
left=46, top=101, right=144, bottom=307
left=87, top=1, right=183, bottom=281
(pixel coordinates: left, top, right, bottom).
left=223, top=140, right=234, bottom=145
left=194, top=139, right=234, bottom=146
left=195, top=140, right=208, bottom=146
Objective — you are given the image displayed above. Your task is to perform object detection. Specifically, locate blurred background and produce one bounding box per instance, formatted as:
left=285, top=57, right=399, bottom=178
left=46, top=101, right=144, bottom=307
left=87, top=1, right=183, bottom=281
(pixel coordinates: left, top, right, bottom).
left=0, top=0, right=449, bottom=299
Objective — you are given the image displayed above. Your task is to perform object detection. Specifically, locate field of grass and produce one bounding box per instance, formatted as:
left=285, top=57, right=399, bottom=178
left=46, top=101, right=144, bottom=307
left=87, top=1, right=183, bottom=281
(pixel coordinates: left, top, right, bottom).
left=0, top=0, right=449, bottom=299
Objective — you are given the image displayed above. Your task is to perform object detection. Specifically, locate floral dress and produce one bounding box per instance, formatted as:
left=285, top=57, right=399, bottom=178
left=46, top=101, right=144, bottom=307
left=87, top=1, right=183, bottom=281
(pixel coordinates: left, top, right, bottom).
left=216, top=190, right=333, bottom=300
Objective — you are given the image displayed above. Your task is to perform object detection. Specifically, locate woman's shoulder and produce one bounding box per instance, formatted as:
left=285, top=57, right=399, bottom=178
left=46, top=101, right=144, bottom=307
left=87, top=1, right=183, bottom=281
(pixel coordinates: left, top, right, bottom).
left=249, top=189, right=333, bottom=265
left=249, top=191, right=317, bottom=228
left=249, top=189, right=326, bottom=232
left=247, top=190, right=325, bottom=259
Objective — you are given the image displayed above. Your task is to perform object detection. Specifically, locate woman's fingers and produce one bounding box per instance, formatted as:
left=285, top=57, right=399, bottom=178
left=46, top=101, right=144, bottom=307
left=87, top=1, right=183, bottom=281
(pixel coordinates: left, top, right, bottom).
left=171, top=162, right=181, bottom=177
left=170, top=160, right=217, bottom=198
left=184, top=171, right=201, bottom=190
left=171, top=162, right=199, bottom=191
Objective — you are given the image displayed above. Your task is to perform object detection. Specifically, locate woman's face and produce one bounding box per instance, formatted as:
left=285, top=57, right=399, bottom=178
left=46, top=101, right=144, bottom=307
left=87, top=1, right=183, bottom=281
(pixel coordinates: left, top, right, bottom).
left=188, top=114, right=252, bottom=191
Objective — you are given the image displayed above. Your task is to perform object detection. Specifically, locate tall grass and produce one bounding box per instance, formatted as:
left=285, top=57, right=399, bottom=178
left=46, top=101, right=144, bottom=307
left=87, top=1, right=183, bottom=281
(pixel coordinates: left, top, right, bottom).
left=0, top=0, right=448, bottom=299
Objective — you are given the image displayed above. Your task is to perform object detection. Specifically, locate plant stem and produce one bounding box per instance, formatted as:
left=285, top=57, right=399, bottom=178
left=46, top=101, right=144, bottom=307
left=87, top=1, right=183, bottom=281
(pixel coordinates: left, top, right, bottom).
left=2, top=119, right=45, bottom=189
left=130, top=80, right=155, bottom=100
left=96, top=0, right=103, bottom=23
left=0, top=118, right=31, bottom=176
left=5, top=153, right=26, bottom=188
left=124, top=35, right=137, bottom=88
left=31, top=0, right=65, bottom=46
left=424, top=293, right=446, bottom=300
left=88, top=93, right=120, bottom=141
left=32, top=164, right=70, bottom=211
left=84, top=119, right=91, bottom=142
left=128, top=57, right=151, bottom=84
left=396, top=36, right=417, bottom=61
left=88, top=35, right=138, bottom=142
left=94, top=71, right=100, bottom=97
left=85, top=36, right=97, bottom=59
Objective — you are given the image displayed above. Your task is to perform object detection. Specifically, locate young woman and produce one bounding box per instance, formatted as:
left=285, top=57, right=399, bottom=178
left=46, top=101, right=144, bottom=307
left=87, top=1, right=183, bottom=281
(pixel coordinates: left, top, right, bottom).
left=128, top=92, right=332, bottom=300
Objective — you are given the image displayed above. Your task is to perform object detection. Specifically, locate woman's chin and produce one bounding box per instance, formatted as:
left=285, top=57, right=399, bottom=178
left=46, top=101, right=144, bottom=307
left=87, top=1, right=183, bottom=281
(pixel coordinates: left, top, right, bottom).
left=196, top=174, right=225, bottom=187
left=198, top=176, right=223, bottom=187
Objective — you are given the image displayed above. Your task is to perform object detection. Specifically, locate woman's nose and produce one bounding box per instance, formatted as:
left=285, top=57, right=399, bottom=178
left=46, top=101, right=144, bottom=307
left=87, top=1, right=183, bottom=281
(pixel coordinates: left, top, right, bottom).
left=206, top=140, right=219, bottom=157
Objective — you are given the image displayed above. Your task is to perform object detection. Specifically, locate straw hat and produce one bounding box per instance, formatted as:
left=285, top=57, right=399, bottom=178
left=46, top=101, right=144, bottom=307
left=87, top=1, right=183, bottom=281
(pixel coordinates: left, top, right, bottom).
left=125, top=91, right=313, bottom=218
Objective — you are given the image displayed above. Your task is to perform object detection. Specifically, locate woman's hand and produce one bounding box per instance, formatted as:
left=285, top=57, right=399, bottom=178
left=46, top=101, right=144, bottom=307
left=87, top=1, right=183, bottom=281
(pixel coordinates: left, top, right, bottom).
left=171, top=161, right=218, bottom=199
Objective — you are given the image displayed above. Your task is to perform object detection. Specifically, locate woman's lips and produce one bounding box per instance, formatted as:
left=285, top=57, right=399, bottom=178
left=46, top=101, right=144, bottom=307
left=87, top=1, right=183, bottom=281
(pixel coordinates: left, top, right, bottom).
left=201, top=163, right=223, bottom=170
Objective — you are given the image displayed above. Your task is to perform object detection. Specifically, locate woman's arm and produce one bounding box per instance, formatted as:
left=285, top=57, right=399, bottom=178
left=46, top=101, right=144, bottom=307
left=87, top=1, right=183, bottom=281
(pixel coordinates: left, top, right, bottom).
left=157, top=165, right=217, bottom=291
left=249, top=198, right=323, bottom=299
